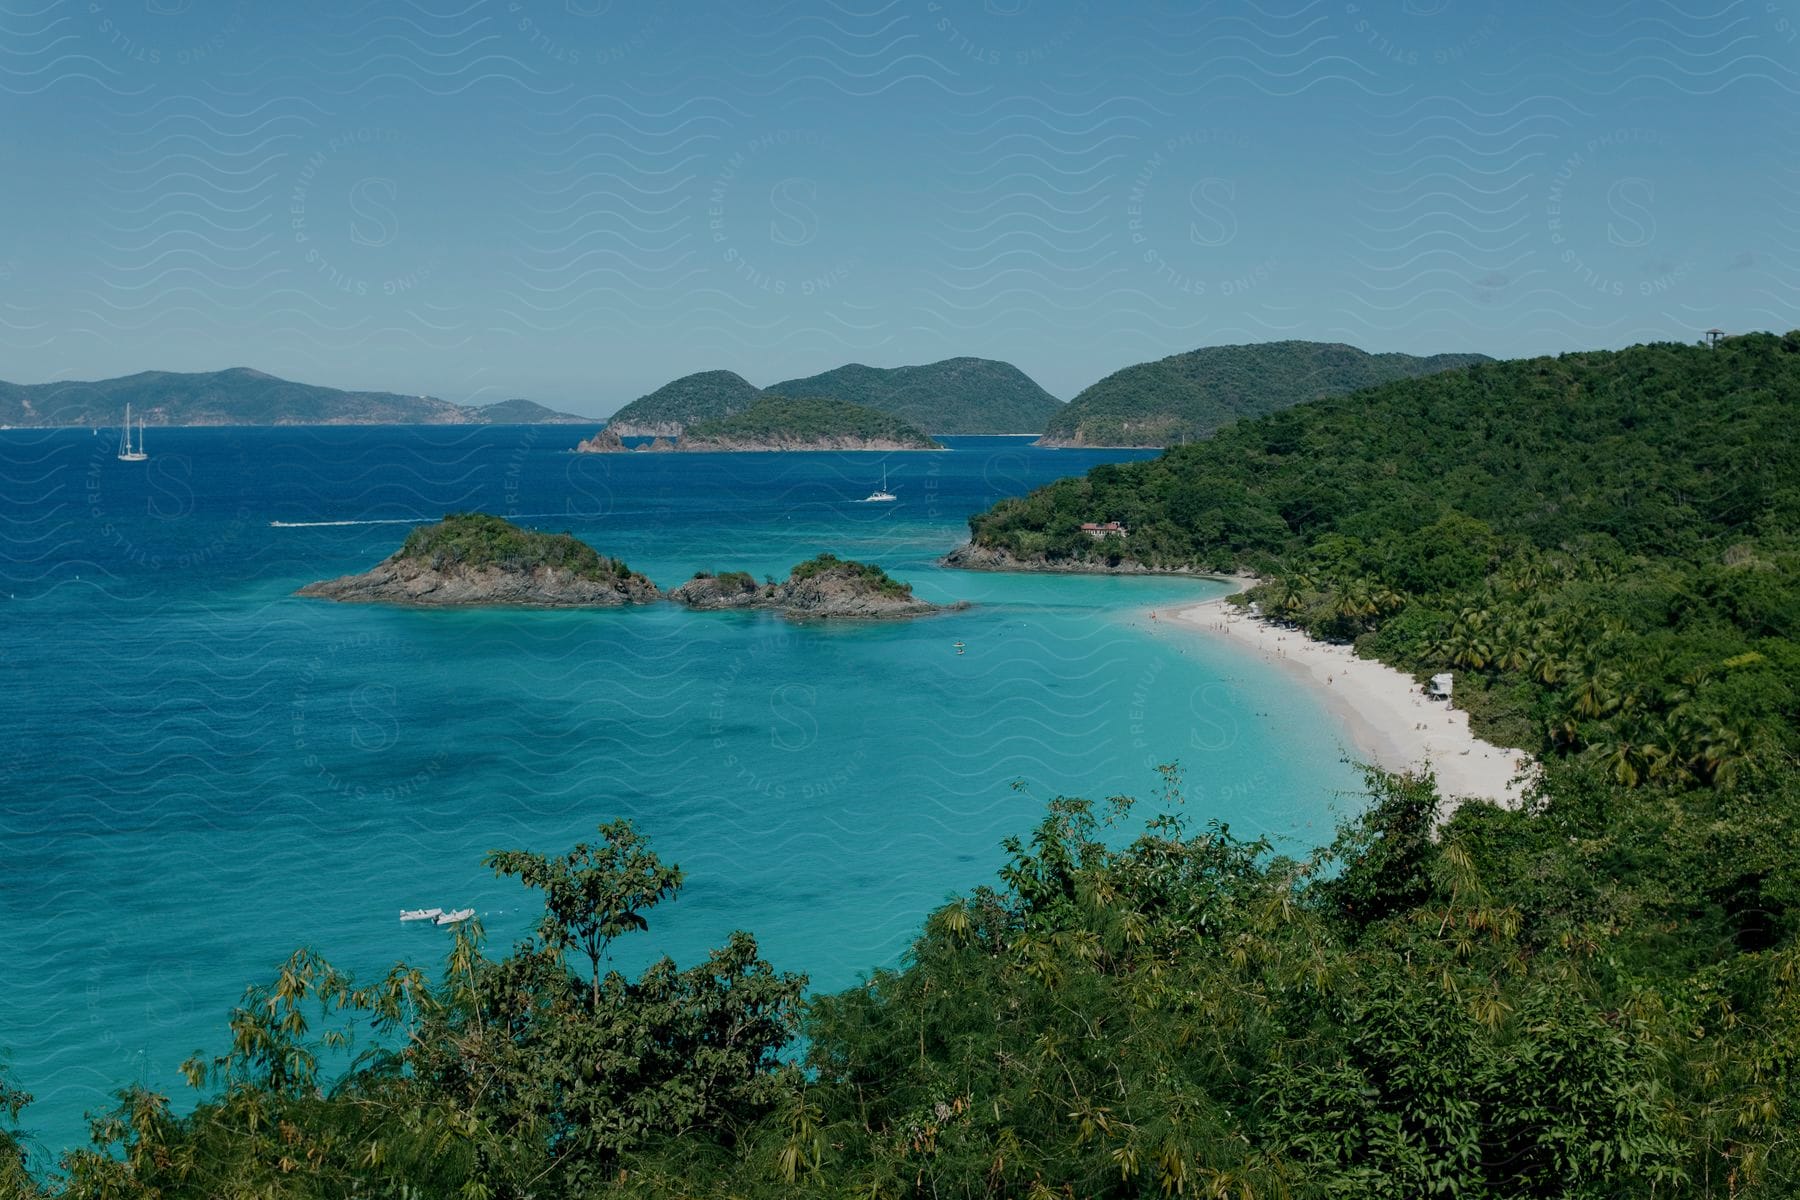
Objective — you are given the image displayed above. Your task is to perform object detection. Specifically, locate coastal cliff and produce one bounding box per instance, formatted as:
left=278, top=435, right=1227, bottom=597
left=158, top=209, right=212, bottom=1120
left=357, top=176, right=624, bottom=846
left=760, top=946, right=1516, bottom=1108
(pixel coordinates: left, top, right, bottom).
left=297, top=513, right=660, bottom=607
left=574, top=428, right=677, bottom=453
left=671, top=556, right=952, bottom=619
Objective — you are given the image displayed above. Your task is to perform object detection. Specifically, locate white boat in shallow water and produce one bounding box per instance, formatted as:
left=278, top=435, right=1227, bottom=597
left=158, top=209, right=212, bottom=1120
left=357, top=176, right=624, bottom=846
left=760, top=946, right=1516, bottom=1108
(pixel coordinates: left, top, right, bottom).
left=434, top=907, right=476, bottom=926
left=400, top=907, right=444, bottom=923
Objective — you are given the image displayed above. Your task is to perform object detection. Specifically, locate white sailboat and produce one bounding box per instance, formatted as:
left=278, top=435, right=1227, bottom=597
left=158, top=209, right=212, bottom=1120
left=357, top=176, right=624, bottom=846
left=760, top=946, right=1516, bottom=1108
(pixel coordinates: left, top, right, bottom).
left=116, top=404, right=147, bottom=461
left=861, top=466, right=896, bottom=503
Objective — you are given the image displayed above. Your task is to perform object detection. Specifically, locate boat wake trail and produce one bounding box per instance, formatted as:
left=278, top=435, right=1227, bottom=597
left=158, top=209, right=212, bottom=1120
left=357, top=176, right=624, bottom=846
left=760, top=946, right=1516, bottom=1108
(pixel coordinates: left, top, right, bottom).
left=269, top=512, right=575, bottom=529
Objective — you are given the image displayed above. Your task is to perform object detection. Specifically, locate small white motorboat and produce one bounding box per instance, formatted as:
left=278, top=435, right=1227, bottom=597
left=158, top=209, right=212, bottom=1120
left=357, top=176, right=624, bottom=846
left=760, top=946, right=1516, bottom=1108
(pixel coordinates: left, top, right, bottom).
left=434, top=907, right=476, bottom=926
left=400, top=907, right=444, bottom=923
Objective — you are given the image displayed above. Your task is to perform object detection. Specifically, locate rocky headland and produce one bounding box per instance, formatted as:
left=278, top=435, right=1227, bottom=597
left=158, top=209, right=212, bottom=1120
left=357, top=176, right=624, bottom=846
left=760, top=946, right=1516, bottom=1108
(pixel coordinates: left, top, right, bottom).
left=297, top=513, right=661, bottom=607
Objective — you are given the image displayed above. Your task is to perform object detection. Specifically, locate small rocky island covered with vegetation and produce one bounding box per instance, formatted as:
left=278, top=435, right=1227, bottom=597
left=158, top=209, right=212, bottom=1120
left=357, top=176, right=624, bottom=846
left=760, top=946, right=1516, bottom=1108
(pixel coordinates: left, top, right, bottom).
left=671, top=554, right=951, bottom=618
left=577, top=395, right=943, bottom=453
left=297, top=513, right=661, bottom=607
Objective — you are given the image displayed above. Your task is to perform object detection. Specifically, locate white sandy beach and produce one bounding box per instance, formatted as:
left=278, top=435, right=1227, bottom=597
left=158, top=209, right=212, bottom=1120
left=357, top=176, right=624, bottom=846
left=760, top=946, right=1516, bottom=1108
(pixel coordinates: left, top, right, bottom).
left=1163, top=595, right=1535, bottom=810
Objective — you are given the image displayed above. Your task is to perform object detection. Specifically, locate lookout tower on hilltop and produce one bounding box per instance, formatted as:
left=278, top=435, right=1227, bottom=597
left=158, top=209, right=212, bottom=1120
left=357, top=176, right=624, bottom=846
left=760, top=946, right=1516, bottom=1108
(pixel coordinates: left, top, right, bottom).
left=1705, top=328, right=1727, bottom=348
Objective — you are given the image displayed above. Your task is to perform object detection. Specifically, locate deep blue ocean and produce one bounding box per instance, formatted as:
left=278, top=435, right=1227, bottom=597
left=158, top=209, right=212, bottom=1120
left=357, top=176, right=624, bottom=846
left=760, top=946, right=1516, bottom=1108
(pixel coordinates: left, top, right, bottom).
left=0, top=427, right=1364, bottom=1166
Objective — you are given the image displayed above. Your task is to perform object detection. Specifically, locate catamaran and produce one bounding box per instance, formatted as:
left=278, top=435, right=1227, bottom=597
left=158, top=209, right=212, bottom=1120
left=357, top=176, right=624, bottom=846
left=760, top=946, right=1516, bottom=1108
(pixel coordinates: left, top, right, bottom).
left=399, top=907, right=444, bottom=923
left=861, top=466, right=896, bottom=503
left=434, top=907, right=476, bottom=926
left=116, top=404, right=147, bottom=461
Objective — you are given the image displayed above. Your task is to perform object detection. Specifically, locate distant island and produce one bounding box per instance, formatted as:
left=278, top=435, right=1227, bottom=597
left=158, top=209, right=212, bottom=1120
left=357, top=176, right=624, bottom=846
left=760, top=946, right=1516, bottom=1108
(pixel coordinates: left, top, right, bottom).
left=671, top=554, right=951, bottom=619
left=765, top=358, right=1062, bottom=435
left=0, top=368, right=592, bottom=428
left=1036, top=341, right=1492, bottom=448
left=578, top=396, right=943, bottom=453
left=297, top=513, right=659, bottom=607
left=601, top=370, right=765, bottom=438
left=594, top=357, right=1062, bottom=441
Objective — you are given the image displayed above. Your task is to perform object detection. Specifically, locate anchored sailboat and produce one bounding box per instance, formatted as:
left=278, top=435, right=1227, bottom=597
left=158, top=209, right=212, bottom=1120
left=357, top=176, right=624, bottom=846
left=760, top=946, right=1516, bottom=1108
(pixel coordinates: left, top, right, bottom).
left=116, top=404, right=147, bottom=462
left=861, top=466, right=896, bottom=503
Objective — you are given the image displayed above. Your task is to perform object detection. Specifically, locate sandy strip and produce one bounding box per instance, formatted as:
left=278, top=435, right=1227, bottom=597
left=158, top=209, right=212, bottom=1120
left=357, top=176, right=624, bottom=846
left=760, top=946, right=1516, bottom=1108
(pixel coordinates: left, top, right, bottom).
left=1162, top=595, right=1535, bottom=810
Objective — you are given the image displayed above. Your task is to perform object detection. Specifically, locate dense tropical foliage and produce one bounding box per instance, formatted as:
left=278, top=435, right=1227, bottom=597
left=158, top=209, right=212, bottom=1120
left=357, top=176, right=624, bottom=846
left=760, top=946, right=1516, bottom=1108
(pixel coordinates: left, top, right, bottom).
left=9, top=755, right=1800, bottom=1197
left=400, top=513, right=643, bottom=584
left=980, top=334, right=1800, bottom=780
left=767, top=357, right=1063, bottom=435
left=683, top=396, right=941, bottom=448
left=9, top=334, right=1800, bottom=1198
left=1038, top=340, right=1490, bottom=447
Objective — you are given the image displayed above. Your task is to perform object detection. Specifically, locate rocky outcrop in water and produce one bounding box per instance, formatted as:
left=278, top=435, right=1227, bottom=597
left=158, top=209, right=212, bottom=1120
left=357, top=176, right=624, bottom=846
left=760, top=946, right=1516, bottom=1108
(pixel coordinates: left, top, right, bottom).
left=298, top=514, right=660, bottom=607
left=671, top=557, right=954, bottom=619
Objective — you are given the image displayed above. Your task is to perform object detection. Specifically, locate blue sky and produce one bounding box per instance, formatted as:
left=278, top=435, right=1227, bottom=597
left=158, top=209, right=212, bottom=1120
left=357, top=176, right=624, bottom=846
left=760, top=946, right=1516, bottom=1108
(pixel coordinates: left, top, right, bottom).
left=0, top=0, right=1794, bottom=414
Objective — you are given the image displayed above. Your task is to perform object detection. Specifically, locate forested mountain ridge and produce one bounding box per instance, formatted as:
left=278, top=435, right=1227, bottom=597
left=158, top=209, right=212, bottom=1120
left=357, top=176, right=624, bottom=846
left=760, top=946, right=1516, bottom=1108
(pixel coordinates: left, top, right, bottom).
left=600, top=370, right=765, bottom=436
left=766, top=357, right=1062, bottom=434
left=1037, top=340, right=1491, bottom=447
left=680, top=395, right=942, bottom=450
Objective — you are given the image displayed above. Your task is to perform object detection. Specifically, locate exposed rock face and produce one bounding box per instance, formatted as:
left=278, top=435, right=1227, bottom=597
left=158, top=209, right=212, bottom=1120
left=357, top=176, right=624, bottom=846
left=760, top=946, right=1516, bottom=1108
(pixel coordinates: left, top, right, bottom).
left=575, top=427, right=628, bottom=453
left=299, top=556, right=661, bottom=607
left=606, top=420, right=684, bottom=438
left=639, top=436, right=678, bottom=452
left=671, top=560, right=953, bottom=619
left=940, top=542, right=1207, bottom=576
left=668, top=572, right=767, bottom=609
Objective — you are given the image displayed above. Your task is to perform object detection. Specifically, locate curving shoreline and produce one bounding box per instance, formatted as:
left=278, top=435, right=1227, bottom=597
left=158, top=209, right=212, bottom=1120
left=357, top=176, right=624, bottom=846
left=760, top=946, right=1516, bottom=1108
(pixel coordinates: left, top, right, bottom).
left=1159, top=595, right=1535, bottom=810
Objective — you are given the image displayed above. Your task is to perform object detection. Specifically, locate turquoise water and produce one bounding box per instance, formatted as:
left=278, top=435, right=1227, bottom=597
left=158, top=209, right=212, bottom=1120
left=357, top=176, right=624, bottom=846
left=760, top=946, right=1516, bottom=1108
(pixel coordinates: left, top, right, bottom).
left=0, top=428, right=1363, bottom=1164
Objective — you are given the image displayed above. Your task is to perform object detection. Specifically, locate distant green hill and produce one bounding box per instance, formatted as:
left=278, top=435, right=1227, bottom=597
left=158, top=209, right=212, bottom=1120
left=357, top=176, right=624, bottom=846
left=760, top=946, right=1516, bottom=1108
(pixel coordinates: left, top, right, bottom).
left=682, top=395, right=942, bottom=450
left=474, top=398, right=590, bottom=424
left=0, top=368, right=589, bottom=427
left=767, top=357, right=1062, bottom=434
left=602, top=370, right=763, bottom=437
left=1038, top=341, right=1491, bottom=447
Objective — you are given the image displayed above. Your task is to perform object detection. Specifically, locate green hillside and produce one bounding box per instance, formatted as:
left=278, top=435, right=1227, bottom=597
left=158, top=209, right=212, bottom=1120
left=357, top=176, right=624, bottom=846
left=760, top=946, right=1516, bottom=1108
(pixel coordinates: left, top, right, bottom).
left=0, top=368, right=588, bottom=426
left=683, top=395, right=941, bottom=448
left=971, top=333, right=1800, bottom=777
left=767, top=357, right=1062, bottom=434
left=473, top=398, right=589, bottom=424
left=1039, top=340, right=1491, bottom=447
left=601, top=369, right=763, bottom=436
left=10, top=336, right=1800, bottom=1200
